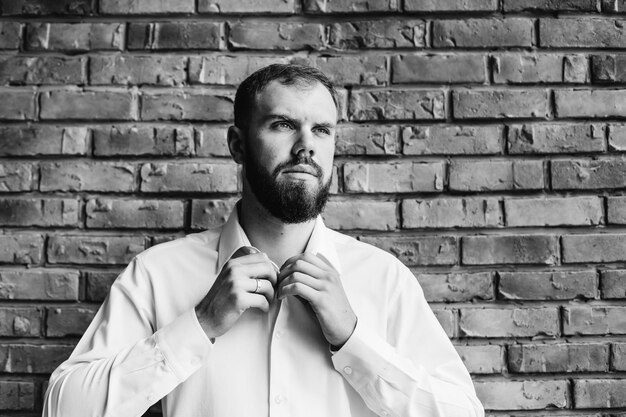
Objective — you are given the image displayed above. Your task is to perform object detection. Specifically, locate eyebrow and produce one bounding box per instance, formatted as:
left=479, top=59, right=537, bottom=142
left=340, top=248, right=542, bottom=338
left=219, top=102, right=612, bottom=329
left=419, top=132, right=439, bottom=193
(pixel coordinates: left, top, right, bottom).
left=262, top=113, right=337, bottom=128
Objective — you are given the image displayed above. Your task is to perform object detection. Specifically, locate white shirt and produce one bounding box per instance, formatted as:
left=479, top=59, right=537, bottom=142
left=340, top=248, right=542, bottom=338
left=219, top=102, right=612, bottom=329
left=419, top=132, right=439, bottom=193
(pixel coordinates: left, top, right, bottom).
left=44, top=207, right=484, bottom=417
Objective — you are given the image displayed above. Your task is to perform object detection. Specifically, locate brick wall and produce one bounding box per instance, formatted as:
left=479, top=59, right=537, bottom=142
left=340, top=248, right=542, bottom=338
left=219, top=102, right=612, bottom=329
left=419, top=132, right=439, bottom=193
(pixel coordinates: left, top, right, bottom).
left=1, top=0, right=626, bottom=415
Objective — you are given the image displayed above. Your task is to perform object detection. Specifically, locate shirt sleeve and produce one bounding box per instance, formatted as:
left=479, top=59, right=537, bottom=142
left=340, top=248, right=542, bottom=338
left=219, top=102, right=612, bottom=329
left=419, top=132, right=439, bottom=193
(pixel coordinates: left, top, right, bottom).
left=331, top=263, right=484, bottom=417
left=43, top=257, right=213, bottom=417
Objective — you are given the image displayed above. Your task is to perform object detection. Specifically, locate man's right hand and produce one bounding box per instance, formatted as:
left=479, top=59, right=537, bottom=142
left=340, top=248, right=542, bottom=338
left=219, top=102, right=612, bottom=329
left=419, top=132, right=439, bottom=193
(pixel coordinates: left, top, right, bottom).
left=195, top=249, right=277, bottom=340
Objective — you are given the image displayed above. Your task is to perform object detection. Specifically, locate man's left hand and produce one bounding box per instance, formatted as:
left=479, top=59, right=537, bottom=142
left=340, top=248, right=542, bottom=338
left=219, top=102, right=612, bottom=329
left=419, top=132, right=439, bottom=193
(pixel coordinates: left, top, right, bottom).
left=278, top=252, right=357, bottom=348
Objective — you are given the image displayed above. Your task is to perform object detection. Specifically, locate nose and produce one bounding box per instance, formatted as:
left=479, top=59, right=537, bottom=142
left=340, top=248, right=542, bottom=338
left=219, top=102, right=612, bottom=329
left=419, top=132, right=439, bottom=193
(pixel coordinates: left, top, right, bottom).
left=292, top=129, right=315, bottom=159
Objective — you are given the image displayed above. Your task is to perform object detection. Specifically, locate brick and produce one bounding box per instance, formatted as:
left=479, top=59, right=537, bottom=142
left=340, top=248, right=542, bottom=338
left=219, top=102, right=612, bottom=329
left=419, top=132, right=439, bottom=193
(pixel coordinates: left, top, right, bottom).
left=608, top=125, right=626, bottom=151
left=606, top=197, right=626, bottom=224
left=200, top=0, right=296, bottom=12
left=189, top=55, right=289, bottom=85
left=0, top=344, right=74, bottom=373
left=46, top=307, right=96, bottom=337
left=360, top=235, right=458, bottom=266
left=0, top=90, right=36, bottom=120
left=415, top=272, right=494, bottom=302
left=128, top=22, right=223, bottom=50
left=90, top=56, right=186, bottom=86
left=229, top=22, right=324, bottom=50
left=405, top=0, right=497, bottom=11
left=603, top=0, right=626, bottom=12
left=402, top=125, right=502, bottom=155
left=475, top=380, right=569, bottom=410
left=86, top=198, right=184, bottom=229
left=151, top=235, right=185, bottom=246
left=493, top=53, right=589, bottom=84
left=141, top=92, right=233, bottom=121
left=392, top=54, right=486, bottom=84
left=509, top=343, right=608, bottom=373
left=455, top=345, right=504, bottom=374
left=0, top=198, right=79, bottom=227
left=101, top=0, right=194, bottom=13
left=460, top=307, right=559, bottom=338
left=141, top=162, right=238, bottom=193
left=462, top=235, right=558, bottom=265
left=552, top=159, right=626, bottom=190
left=432, top=308, right=455, bottom=338
left=0, top=269, right=78, bottom=300
left=508, top=123, right=606, bottom=154
left=40, top=161, right=136, bottom=192
left=0, top=126, right=89, bottom=156
left=322, top=199, right=397, bottom=230
left=48, top=235, right=146, bottom=265
left=540, top=18, right=626, bottom=48
left=85, top=270, right=120, bottom=301
left=564, top=306, right=626, bottom=335
left=0, top=56, right=86, bottom=85
left=344, top=161, right=445, bottom=193
left=592, top=54, right=626, bottom=82
left=499, top=270, right=598, bottom=300
left=402, top=197, right=502, bottom=229
left=564, top=234, right=626, bottom=263
left=191, top=198, right=238, bottom=230
left=0, top=22, right=21, bottom=49
left=93, top=125, right=193, bottom=156
left=556, top=89, right=626, bottom=118
left=295, top=55, right=388, bottom=86
left=613, top=343, right=626, bottom=370
left=0, top=234, right=43, bottom=264
left=1, top=0, right=95, bottom=14
left=0, top=380, right=34, bottom=410
left=450, top=160, right=544, bottom=191
left=304, top=0, right=397, bottom=12
left=505, top=197, right=603, bottom=227
left=0, top=162, right=35, bottom=192
left=26, top=23, right=124, bottom=51
left=433, top=18, right=533, bottom=48
left=575, top=379, right=626, bottom=408
left=335, top=124, right=397, bottom=155
left=350, top=89, right=445, bottom=121
left=328, top=20, right=426, bottom=49
left=41, top=90, right=135, bottom=120
left=453, top=89, right=549, bottom=119
left=601, top=269, right=626, bottom=298
left=195, top=125, right=230, bottom=156
left=504, top=0, right=598, bottom=10
left=0, top=307, right=41, bottom=336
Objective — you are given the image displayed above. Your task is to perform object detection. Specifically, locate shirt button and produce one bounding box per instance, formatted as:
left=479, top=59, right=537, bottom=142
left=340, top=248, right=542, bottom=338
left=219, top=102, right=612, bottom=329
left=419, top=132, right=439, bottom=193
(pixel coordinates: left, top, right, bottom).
left=275, top=329, right=284, bottom=338
left=274, top=394, right=284, bottom=404
left=344, top=366, right=352, bottom=375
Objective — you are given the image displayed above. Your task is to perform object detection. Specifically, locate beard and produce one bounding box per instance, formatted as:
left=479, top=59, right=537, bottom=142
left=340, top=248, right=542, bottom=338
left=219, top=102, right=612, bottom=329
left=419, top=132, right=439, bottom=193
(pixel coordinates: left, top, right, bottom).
left=244, top=149, right=331, bottom=224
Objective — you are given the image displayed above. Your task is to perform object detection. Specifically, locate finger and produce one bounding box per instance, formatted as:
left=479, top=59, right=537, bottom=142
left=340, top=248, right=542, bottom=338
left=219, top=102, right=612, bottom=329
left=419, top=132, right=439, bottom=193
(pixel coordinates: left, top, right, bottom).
left=281, top=252, right=336, bottom=274
left=246, top=277, right=276, bottom=302
left=279, top=282, right=319, bottom=303
left=231, top=246, right=260, bottom=259
left=227, top=251, right=270, bottom=266
left=229, top=261, right=278, bottom=286
left=314, top=253, right=337, bottom=271
left=241, top=293, right=271, bottom=313
left=278, top=259, right=326, bottom=282
left=278, top=272, right=324, bottom=292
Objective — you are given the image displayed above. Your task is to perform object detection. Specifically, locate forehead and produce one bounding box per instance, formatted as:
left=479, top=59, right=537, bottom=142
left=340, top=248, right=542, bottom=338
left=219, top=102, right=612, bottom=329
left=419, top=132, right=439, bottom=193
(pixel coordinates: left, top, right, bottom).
left=252, top=80, right=338, bottom=124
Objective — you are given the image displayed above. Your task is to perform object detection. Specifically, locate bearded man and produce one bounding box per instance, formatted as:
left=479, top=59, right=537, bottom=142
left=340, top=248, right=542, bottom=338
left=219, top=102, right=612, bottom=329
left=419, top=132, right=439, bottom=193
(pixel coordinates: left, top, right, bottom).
left=43, top=64, right=484, bottom=417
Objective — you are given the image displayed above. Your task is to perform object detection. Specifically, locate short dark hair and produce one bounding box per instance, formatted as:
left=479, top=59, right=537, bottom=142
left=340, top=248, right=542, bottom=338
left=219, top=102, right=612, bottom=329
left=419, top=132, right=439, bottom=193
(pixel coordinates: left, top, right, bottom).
left=234, top=63, right=339, bottom=130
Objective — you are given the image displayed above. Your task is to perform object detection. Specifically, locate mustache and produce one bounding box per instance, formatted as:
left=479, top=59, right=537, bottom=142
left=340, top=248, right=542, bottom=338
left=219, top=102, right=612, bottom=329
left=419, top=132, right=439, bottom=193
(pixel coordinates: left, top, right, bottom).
left=273, top=154, right=323, bottom=178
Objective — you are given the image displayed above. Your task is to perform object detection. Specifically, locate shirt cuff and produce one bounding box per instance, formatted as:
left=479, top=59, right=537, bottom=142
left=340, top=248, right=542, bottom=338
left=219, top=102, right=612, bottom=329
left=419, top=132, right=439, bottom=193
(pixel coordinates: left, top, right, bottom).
left=154, top=309, right=213, bottom=381
left=331, top=318, right=415, bottom=392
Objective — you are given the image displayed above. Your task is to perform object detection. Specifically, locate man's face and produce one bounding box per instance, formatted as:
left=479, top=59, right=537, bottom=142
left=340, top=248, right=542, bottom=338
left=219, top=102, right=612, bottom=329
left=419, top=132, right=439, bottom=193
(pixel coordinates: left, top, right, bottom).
left=242, top=80, right=337, bottom=223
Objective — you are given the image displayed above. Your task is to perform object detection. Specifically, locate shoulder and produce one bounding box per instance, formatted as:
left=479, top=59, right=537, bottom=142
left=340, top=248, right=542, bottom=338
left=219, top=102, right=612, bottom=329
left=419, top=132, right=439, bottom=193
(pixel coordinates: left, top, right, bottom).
left=135, top=227, right=222, bottom=267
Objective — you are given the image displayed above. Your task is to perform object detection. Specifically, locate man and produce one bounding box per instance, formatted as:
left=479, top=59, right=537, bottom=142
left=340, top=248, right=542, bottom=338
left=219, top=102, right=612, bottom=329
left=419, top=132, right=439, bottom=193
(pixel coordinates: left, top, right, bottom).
left=44, top=64, right=484, bottom=417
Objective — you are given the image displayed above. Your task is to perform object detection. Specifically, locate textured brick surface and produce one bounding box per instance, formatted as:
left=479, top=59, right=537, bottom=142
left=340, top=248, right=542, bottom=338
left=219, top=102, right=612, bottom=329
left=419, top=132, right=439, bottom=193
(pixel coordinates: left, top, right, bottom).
left=229, top=22, right=324, bottom=50
left=493, top=53, right=589, bottom=84
left=0, top=234, right=43, bottom=264
left=416, top=272, right=494, bottom=302
left=475, top=380, right=569, bottom=410
left=349, top=89, right=445, bottom=121
left=40, top=90, right=136, bottom=120
left=128, top=22, right=223, bottom=50
left=46, top=307, right=96, bottom=337
left=450, top=160, right=544, bottom=191
left=552, top=159, right=626, bottom=190
left=86, top=198, right=185, bottom=229
left=509, top=343, right=609, bottom=373
left=344, top=161, right=445, bottom=192
left=0, top=269, right=78, bottom=300
left=460, top=307, right=559, bottom=337
left=0, top=162, right=35, bottom=191
left=508, top=123, right=606, bottom=154
left=0, top=0, right=95, bottom=15
left=563, top=234, right=626, bottom=263
left=498, top=270, right=598, bottom=300
left=335, top=124, right=397, bottom=155
left=0, top=343, right=74, bottom=373
left=608, top=124, right=626, bottom=151
left=504, top=197, right=603, bottom=227
left=360, top=235, right=458, bottom=266
left=191, top=198, right=238, bottom=230
left=564, top=306, right=626, bottom=335
left=93, top=125, right=194, bottom=156
left=90, top=56, right=186, bottom=86
left=454, top=345, right=504, bottom=374
left=402, top=197, right=502, bottom=228
left=0, top=126, right=89, bottom=155
left=101, top=0, right=194, bottom=14
left=48, top=235, right=146, bottom=264
left=0, top=91, right=36, bottom=120
left=392, top=54, right=486, bottom=83
left=0, top=307, right=42, bottom=337
left=140, top=162, right=238, bottom=193
left=556, top=89, right=626, bottom=118
left=575, top=379, right=626, bottom=408
left=541, top=18, right=626, bottom=48
left=462, top=235, right=558, bottom=265
left=0, top=56, right=86, bottom=85
left=0, top=198, right=79, bottom=227
left=593, top=54, right=626, bottom=82
left=601, top=269, right=626, bottom=298
left=0, top=380, right=34, bottom=410
left=453, top=89, right=550, bottom=119
left=85, top=271, right=120, bottom=302
left=402, top=125, right=502, bottom=155
left=40, top=161, right=136, bottom=192
left=201, top=0, right=296, bottom=13
left=323, top=200, right=397, bottom=230
left=433, top=19, right=533, bottom=48
left=26, top=23, right=124, bottom=51
left=328, top=20, right=426, bottom=49
left=406, top=0, right=497, bottom=11
left=504, top=0, right=599, bottom=11
left=141, top=92, right=233, bottom=121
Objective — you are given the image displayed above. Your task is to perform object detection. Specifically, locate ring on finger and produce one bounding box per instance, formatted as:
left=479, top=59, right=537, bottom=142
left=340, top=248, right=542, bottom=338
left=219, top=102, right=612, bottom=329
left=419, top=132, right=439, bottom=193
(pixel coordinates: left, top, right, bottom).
left=253, top=278, right=261, bottom=294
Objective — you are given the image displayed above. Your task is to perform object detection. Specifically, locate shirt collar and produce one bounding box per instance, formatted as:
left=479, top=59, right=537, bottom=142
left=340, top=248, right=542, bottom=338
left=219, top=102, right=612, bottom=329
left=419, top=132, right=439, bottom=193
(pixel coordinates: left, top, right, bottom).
left=216, top=202, right=342, bottom=275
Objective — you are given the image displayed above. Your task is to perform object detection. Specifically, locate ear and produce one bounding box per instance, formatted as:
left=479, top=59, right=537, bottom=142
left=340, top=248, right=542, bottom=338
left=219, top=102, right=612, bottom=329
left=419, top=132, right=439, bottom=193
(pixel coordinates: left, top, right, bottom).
left=227, top=126, right=245, bottom=164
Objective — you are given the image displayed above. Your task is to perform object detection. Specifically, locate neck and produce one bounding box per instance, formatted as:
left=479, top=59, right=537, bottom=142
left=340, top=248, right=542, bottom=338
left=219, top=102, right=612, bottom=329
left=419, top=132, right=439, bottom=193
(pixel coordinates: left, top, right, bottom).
left=238, top=189, right=316, bottom=268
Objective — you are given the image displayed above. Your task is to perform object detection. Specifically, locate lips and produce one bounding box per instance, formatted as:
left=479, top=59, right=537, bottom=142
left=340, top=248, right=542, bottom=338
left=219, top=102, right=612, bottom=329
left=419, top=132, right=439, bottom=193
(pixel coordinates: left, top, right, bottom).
left=282, top=164, right=318, bottom=176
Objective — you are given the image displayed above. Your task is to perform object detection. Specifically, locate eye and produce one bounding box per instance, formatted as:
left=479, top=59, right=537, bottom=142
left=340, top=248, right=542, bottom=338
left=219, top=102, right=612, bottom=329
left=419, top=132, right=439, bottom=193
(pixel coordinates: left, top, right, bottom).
left=314, top=127, right=331, bottom=136
left=273, top=121, right=293, bottom=131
